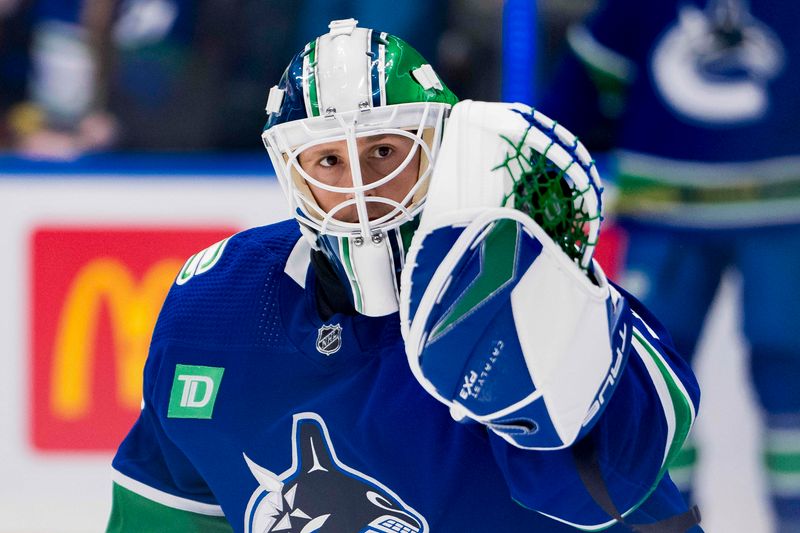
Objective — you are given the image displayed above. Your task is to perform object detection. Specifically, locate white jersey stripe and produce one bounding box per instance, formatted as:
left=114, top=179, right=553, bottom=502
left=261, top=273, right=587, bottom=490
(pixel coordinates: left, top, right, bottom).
left=766, top=428, right=800, bottom=454
left=768, top=471, right=800, bottom=496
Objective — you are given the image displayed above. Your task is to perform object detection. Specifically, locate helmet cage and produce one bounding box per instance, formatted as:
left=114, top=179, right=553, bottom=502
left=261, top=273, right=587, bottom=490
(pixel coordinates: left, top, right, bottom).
left=263, top=101, right=449, bottom=239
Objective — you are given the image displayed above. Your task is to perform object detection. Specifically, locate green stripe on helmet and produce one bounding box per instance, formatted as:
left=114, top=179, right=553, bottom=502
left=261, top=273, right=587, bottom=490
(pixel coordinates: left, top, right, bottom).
left=307, top=38, right=321, bottom=117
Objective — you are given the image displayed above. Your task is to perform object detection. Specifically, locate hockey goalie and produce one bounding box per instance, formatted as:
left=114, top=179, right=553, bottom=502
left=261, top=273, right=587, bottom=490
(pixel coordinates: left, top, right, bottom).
left=108, top=19, right=702, bottom=533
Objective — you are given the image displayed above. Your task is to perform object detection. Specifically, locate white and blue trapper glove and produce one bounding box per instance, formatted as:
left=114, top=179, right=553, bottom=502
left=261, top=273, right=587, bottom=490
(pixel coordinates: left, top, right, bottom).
left=400, top=100, right=633, bottom=450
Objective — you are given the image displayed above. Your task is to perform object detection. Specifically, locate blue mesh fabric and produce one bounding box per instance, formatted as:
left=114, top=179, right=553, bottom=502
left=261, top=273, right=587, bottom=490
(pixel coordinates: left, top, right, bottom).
left=152, top=220, right=302, bottom=350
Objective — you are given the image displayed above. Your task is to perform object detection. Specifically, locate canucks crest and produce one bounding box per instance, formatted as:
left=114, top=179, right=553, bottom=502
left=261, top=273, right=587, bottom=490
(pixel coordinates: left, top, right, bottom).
left=243, top=413, right=428, bottom=533
left=651, top=0, right=785, bottom=124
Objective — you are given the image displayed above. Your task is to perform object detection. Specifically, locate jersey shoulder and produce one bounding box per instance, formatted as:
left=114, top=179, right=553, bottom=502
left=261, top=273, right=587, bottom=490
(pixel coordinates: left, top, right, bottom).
left=152, top=219, right=303, bottom=349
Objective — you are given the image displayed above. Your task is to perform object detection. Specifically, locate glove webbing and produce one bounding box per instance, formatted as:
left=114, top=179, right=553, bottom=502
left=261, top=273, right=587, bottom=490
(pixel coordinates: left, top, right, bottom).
left=572, top=437, right=701, bottom=533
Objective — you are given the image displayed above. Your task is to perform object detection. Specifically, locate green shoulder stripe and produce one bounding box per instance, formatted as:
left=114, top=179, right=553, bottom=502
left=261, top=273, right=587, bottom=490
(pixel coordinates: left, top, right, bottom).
left=604, top=328, right=696, bottom=522
left=631, top=330, right=696, bottom=501
left=107, top=483, right=233, bottom=533
left=635, top=329, right=696, bottom=466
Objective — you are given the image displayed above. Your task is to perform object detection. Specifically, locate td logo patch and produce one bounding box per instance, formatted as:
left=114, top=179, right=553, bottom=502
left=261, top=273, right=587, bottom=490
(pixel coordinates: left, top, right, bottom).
left=168, top=364, right=224, bottom=419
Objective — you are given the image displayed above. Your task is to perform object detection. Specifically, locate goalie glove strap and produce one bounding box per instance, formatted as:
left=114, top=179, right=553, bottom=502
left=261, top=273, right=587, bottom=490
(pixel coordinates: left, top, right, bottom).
left=571, top=436, right=701, bottom=532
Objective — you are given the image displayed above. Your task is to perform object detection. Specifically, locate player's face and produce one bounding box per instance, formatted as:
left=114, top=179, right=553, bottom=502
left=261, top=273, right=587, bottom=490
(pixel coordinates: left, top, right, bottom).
left=297, top=134, right=421, bottom=223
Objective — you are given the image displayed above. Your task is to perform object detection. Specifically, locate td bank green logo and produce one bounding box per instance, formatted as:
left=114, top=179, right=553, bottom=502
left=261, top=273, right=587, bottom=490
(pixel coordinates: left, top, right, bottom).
left=168, top=364, right=224, bottom=419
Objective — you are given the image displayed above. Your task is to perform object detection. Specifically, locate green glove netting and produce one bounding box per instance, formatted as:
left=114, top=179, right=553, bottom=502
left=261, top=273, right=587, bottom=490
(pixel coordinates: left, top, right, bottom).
left=494, top=128, right=599, bottom=270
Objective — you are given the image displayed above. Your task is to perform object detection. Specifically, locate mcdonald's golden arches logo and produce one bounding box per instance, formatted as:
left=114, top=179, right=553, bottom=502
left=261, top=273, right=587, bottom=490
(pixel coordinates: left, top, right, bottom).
left=31, top=226, right=235, bottom=451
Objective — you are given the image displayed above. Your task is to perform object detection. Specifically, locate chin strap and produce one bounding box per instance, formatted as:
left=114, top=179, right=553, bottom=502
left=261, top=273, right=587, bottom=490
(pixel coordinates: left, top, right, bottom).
left=316, top=229, right=404, bottom=318
left=571, top=437, right=701, bottom=532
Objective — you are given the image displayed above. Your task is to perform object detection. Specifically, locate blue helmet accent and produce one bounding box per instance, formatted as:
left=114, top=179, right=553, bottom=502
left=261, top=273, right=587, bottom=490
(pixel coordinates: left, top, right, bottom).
left=264, top=48, right=309, bottom=131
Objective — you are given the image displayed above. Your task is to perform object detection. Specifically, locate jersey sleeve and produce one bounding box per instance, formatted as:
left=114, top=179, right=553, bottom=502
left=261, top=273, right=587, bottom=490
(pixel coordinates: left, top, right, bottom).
left=537, top=0, right=641, bottom=150
left=108, top=341, right=233, bottom=533
left=486, top=283, right=700, bottom=530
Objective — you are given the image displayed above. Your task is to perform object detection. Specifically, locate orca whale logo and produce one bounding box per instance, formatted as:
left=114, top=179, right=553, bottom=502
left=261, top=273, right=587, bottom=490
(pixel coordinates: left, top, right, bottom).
left=651, top=0, right=784, bottom=124
left=243, top=413, right=428, bottom=533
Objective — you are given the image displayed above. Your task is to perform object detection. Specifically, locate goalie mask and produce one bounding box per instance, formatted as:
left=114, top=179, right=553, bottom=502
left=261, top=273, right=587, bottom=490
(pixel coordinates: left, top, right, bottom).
left=262, top=19, right=458, bottom=316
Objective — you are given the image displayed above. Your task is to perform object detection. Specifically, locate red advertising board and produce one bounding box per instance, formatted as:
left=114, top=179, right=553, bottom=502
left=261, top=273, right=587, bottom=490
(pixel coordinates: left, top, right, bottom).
left=31, top=227, right=236, bottom=451
left=593, top=223, right=627, bottom=280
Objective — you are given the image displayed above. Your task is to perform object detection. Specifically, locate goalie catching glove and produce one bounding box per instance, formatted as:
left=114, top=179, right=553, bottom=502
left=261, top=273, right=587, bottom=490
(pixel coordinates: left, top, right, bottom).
left=400, top=100, right=632, bottom=450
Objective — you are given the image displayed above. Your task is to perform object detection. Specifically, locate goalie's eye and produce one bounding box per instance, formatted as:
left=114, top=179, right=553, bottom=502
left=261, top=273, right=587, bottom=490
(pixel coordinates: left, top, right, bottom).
left=370, top=145, right=394, bottom=159
left=319, top=154, right=341, bottom=168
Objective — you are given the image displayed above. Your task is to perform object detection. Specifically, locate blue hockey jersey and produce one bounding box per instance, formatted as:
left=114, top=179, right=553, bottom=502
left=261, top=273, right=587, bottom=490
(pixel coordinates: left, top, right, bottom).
left=108, top=220, right=701, bottom=532
left=540, top=0, right=800, bottom=228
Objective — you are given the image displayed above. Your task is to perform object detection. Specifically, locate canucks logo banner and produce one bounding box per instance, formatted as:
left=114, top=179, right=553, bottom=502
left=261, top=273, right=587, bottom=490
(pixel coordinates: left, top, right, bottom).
left=651, top=0, right=785, bottom=125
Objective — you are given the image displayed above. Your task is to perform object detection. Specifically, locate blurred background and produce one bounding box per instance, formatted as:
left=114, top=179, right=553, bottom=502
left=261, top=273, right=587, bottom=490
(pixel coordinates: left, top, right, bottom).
left=1, top=0, right=797, bottom=531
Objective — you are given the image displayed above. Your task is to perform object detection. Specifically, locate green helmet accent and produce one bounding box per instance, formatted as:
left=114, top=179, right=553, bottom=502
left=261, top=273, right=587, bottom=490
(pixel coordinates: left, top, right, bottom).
left=263, top=21, right=457, bottom=129
left=383, top=34, right=459, bottom=107
left=305, top=38, right=320, bottom=118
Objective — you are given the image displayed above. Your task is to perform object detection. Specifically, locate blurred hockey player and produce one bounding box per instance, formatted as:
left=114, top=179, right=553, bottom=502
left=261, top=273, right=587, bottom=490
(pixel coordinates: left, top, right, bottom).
left=539, top=0, right=800, bottom=530
left=108, top=19, right=702, bottom=532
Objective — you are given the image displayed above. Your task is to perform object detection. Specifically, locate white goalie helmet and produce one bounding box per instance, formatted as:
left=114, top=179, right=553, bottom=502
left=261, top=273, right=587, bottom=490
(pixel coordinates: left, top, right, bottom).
left=262, top=18, right=458, bottom=316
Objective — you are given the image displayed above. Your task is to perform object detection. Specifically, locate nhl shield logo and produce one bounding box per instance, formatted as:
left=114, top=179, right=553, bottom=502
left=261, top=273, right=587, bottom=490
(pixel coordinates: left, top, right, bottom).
left=316, top=324, right=342, bottom=355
